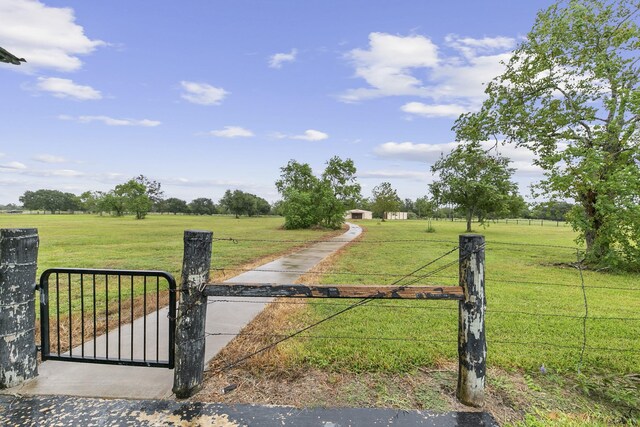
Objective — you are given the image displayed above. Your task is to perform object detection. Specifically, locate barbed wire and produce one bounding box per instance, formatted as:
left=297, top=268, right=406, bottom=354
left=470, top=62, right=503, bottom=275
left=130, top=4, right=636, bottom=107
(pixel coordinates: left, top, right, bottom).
left=210, top=267, right=640, bottom=292
left=181, top=233, right=638, bottom=377
left=204, top=332, right=637, bottom=354
left=576, top=249, right=588, bottom=373
left=212, top=236, right=580, bottom=251
left=205, top=299, right=640, bottom=321
left=209, top=244, right=466, bottom=373
left=213, top=237, right=459, bottom=245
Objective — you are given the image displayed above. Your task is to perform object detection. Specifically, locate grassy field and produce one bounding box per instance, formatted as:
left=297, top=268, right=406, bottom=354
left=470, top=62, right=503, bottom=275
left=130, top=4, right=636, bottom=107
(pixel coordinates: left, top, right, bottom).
left=283, top=220, right=639, bottom=375
left=204, top=219, right=639, bottom=425
left=0, top=213, right=340, bottom=279
left=2, top=214, right=637, bottom=423
left=0, top=214, right=341, bottom=355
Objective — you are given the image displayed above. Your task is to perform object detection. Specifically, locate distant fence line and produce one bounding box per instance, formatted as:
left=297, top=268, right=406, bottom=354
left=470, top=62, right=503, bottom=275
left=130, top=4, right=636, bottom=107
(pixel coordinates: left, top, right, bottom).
left=2, top=210, right=572, bottom=228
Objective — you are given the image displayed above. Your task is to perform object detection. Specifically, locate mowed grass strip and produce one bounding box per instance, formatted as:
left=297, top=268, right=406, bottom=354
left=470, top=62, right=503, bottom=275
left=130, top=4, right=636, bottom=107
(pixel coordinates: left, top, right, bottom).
left=0, top=214, right=341, bottom=340
left=277, top=220, right=639, bottom=375
left=0, top=214, right=340, bottom=277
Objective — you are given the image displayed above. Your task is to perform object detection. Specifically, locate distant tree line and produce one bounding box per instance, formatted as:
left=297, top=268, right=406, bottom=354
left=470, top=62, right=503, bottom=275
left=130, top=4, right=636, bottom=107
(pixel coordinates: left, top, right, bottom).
left=13, top=177, right=573, bottom=224
left=17, top=175, right=273, bottom=219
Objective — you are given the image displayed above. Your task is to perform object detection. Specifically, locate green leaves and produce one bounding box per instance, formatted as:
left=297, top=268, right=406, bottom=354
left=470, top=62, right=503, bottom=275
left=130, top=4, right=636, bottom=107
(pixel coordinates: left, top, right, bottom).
left=371, top=182, right=401, bottom=218
left=429, top=142, right=518, bottom=232
left=276, top=157, right=362, bottom=230
left=452, top=0, right=640, bottom=270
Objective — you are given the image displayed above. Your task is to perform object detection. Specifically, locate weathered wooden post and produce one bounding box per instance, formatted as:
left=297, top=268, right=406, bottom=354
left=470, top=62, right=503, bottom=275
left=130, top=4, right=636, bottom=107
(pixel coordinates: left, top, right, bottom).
left=457, top=234, right=486, bottom=407
left=0, top=229, right=39, bottom=389
left=173, top=230, right=212, bottom=398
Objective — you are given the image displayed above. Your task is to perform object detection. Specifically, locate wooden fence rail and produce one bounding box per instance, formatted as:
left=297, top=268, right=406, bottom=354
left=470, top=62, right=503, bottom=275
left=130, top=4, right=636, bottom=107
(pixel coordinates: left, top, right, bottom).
left=173, top=231, right=487, bottom=407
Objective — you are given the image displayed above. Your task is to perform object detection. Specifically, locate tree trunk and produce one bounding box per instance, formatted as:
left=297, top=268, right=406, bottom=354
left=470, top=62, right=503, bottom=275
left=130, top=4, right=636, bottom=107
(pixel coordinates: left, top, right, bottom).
left=582, top=190, right=608, bottom=264
left=466, top=209, right=473, bottom=233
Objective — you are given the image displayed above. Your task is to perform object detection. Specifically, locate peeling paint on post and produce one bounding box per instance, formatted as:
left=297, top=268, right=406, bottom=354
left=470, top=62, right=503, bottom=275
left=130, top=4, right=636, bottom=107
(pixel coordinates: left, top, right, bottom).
left=0, top=228, right=39, bottom=389
left=173, top=230, right=212, bottom=398
left=457, top=234, right=486, bottom=407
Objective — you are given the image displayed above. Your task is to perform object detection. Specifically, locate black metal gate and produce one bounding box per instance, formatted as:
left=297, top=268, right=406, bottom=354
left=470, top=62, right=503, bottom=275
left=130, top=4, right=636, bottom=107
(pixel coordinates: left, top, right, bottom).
left=39, top=268, right=176, bottom=368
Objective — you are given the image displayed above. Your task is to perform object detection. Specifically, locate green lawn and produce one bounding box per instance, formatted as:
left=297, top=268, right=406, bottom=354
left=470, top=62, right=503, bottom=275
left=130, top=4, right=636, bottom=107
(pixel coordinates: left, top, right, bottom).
left=0, top=213, right=339, bottom=327
left=0, top=213, right=338, bottom=279
left=283, top=219, right=639, bottom=374
left=2, top=214, right=637, bottom=421
left=272, top=219, right=639, bottom=421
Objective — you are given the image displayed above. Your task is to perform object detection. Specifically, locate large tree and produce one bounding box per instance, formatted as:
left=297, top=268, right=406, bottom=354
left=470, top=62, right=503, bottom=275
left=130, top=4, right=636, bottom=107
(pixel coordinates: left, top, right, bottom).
left=415, top=196, right=437, bottom=219
left=189, top=198, right=217, bottom=215
left=321, top=156, right=362, bottom=209
left=162, top=197, right=190, bottom=214
left=276, top=157, right=361, bottom=229
left=19, top=189, right=80, bottom=213
left=454, top=0, right=640, bottom=269
left=115, top=180, right=152, bottom=219
left=371, top=182, right=401, bottom=219
left=219, top=190, right=270, bottom=218
left=430, top=143, right=519, bottom=232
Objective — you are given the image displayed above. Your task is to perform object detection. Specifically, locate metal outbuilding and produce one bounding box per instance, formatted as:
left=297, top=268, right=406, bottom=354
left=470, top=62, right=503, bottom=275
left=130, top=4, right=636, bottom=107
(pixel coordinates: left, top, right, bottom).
left=345, top=209, right=373, bottom=220
left=383, top=211, right=408, bottom=220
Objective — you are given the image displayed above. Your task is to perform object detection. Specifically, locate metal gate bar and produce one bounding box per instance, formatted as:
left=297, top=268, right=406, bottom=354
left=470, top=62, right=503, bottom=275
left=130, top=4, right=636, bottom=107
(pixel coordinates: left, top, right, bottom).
left=39, top=268, right=176, bottom=368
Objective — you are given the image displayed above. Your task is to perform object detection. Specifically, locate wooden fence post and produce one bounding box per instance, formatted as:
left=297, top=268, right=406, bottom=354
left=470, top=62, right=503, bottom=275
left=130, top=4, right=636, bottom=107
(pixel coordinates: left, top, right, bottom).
left=457, top=234, right=486, bottom=407
left=173, top=230, right=212, bottom=398
left=0, top=228, right=39, bottom=389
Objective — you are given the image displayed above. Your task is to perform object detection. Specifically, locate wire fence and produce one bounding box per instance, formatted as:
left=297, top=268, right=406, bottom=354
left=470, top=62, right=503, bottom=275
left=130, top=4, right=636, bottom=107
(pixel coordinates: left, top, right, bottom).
left=175, top=235, right=640, bottom=374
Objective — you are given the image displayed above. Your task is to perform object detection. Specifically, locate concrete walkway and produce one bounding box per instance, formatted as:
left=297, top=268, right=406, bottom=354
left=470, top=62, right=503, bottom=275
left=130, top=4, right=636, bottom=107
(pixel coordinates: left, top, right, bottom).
left=1, top=224, right=361, bottom=400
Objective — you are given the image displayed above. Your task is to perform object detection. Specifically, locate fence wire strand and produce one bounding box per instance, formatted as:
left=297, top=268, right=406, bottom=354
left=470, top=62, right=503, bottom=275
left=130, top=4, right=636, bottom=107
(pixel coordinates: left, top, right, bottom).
left=182, top=234, right=639, bottom=376
left=204, top=332, right=637, bottom=354
left=576, top=249, right=588, bottom=374
left=213, top=236, right=579, bottom=251
left=211, top=244, right=467, bottom=373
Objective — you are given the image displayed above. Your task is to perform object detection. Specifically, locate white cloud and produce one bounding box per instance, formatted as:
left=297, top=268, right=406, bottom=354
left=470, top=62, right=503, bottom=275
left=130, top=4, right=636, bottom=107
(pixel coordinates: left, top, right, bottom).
left=208, top=126, right=254, bottom=138
left=445, top=34, right=516, bottom=59
left=341, top=32, right=517, bottom=114
left=48, top=169, right=83, bottom=177
left=33, top=154, right=66, bottom=163
left=291, top=129, right=329, bottom=141
left=180, top=81, right=228, bottom=105
left=58, top=115, right=161, bottom=127
left=341, top=32, right=439, bottom=102
left=36, top=77, right=101, bottom=100
left=0, top=0, right=105, bottom=72
left=374, top=141, right=458, bottom=163
left=401, top=102, right=467, bottom=118
left=268, top=48, right=297, bottom=69
left=0, top=161, right=27, bottom=170
left=358, top=170, right=430, bottom=180
left=373, top=140, right=543, bottom=174
left=162, top=177, right=246, bottom=188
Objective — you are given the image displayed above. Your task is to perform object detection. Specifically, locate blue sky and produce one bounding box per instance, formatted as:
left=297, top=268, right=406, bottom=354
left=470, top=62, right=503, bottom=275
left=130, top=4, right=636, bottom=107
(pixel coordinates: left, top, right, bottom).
left=0, top=0, right=554, bottom=205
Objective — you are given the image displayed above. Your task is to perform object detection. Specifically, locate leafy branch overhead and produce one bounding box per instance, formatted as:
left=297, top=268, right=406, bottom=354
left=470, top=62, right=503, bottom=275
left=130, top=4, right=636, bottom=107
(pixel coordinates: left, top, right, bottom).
left=453, top=0, right=640, bottom=270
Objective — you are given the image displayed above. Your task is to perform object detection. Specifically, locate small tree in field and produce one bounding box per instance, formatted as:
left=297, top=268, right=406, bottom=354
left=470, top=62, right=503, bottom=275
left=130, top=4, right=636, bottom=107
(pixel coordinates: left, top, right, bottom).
left=454, top=0, right=640, bottom=269
left=115, top=180, right=152, bottom=219
left=371, top=182, right=401, bottom=219
left=430, top=142, right=519, bottom=232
